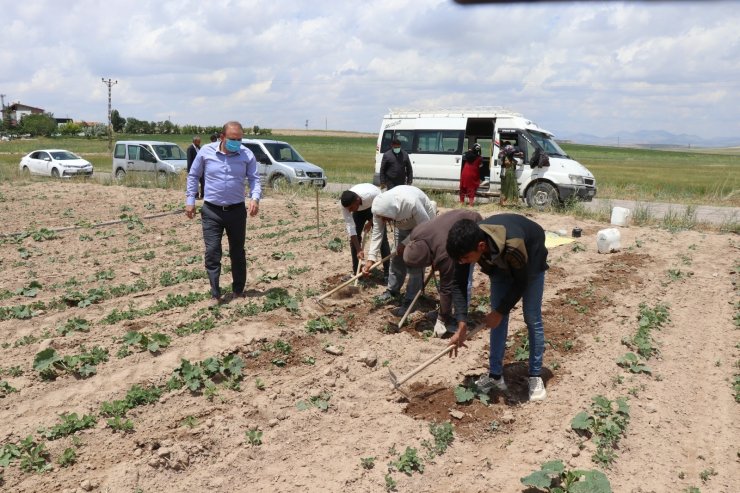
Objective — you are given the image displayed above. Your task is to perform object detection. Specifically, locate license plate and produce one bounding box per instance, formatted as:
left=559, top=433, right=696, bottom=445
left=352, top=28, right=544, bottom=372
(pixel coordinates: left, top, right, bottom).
left=587, top=189, right=595, bottom=196
left=313, top=179, right=325, bottom=187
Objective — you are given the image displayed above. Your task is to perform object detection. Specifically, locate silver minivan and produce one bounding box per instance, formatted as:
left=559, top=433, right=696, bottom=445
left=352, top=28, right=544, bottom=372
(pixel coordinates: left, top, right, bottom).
left=241, top=138, right=326, bottom=190
left=112, top=140, right=187, bottom=181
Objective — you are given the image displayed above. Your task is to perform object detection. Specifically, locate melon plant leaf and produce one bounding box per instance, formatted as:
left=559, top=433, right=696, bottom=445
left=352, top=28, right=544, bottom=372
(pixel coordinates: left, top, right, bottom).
left=123, top=331, right=143, bottom=346
left=570, top=469, right=612, bottom=493
left=33, top=348, right=61, bottom=372
left=571, top=411, right=593, bottom=432
left=520, top=470, right=552, bottom=489
left=454, top=385, right=474, bottom=403
left=540, top=459, right=565, bottom=475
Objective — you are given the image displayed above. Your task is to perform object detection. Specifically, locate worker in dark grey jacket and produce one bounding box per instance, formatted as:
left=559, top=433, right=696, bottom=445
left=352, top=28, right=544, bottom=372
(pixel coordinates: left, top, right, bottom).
left=379, top=137, right=413, bottom=189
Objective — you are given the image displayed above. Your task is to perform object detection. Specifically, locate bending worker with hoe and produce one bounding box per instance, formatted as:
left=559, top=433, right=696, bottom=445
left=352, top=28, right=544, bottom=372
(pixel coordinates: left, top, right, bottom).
left=402, top=209, right=482, bottom=337
left=445, top=214, right=548, bottom=402
left=362, top=185, right=436, bottom=314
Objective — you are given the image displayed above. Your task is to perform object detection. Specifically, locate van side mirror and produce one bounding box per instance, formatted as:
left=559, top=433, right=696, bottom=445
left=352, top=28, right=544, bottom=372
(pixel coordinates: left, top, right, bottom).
left=259, top=157, right=271, bottom=165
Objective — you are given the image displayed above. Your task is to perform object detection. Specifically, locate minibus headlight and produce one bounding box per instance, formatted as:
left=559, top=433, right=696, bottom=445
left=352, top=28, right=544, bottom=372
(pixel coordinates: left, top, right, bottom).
left=569, top=174, right=584, bottom=185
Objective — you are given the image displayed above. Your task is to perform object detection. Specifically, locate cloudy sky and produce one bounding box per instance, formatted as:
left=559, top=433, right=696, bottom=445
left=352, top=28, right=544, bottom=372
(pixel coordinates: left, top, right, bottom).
left=2, top=0, right=738, bottom=141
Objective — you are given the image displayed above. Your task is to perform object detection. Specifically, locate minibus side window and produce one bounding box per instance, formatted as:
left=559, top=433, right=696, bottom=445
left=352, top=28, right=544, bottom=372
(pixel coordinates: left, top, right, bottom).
left=413, top=130, right=463, bottom=154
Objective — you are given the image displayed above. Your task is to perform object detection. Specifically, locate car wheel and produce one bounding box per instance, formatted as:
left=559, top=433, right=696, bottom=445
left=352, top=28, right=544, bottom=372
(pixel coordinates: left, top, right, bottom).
left=526, top=182, right=560, bottom=210
left=51, top=168, right=60, bottom=178
left=21, top=166, right=30, bottom=177
left=115, top=168, right=126, bottom=181
left=270, top=174, right=288, bottom=191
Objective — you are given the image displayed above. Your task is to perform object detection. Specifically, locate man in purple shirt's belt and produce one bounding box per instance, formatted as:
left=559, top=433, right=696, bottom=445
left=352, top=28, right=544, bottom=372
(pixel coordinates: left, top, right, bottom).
left=185, top=121, right=262, bottom=305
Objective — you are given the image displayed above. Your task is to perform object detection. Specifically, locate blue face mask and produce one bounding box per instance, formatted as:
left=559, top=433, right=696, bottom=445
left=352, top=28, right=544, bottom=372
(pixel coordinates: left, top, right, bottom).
left=225, top=139, right=241, bottom=152
left=392, top=147, right=401, bottom=154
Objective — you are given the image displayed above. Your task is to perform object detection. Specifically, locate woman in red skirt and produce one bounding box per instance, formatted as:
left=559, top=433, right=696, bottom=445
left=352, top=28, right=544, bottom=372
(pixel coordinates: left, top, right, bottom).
left=459, top=143, right=482, bottom=206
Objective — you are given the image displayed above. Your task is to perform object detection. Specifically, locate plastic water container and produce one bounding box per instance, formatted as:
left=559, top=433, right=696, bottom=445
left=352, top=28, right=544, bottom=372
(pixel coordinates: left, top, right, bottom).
left=610, top=206, right=631, bottom=226
left=596, top=228, right=621, bottom=253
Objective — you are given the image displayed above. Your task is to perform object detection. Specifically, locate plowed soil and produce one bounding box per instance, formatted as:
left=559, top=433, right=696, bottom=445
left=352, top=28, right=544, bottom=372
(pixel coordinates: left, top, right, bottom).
left=0, top=182, right=737, bottom=493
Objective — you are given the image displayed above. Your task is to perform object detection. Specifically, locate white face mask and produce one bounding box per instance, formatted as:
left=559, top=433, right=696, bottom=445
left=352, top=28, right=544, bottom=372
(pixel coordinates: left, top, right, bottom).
left=392, top=147, right=401, bottom=154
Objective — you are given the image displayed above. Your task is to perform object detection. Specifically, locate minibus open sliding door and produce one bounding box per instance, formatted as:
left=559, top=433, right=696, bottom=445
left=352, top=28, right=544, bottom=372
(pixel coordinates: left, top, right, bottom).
left=465, top=118, right=495, bottom=193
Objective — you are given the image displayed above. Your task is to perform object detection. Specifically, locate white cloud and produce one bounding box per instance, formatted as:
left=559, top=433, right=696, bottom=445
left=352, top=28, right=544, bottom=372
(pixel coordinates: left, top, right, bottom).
left=0, top=0, right=737, bottom=141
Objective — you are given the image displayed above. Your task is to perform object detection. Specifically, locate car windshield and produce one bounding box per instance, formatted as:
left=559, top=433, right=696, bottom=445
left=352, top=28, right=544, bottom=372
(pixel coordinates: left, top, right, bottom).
left=526, top=131, right=569, bottom=158
left=50, top=151, right=80, bottom=160
left=151, top=145, right=186, bottom=160
left=263, top=143, right=304, bottom=162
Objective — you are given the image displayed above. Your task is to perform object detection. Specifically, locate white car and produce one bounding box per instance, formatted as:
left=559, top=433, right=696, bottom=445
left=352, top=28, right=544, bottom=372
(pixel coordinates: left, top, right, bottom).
left=19, top=149, right=94, bottom=178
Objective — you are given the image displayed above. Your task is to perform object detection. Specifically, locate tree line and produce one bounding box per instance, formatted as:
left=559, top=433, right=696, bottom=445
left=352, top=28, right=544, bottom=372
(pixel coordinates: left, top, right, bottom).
left=1, top=108, right=272, bottom=138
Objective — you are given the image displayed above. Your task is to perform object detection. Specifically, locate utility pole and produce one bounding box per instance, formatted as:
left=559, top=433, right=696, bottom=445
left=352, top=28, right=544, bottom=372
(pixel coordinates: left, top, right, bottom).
left=101, top=78, right=117, bottom=151
left=0, top=94, right=5, bottom=129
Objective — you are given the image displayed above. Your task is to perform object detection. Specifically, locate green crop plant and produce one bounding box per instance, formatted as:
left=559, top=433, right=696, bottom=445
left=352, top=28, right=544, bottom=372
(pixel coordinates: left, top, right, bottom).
left=57, top=317, right=91, bottom=336
left=623, top=302, right=670, bottom=359
left=39, top=413, right=97, bottom=440
left=180, top=416, right=198, bottom=428
left=296, top=392, right=331, bottom=412
left=15, top=280, right=42, bottom=298
left=0, top=380, right=18, bottom=397
left=106, top=416, right=134, bottom=433
left=57, top=447, right=77, bottom=468
left=262, top=287, right=299, bottom=313
left=170, top=354, right=245, bottom=393
left=421, top=422, right=454, bottom=458
left=326, top=237, right=343, bottom=252
left=616, top=352, right=652, bottom=374
left=175, top=315, right=217, bottom=336
left=520, top=459, right=612, bottom=492
left=454, top=382, right=491, bottom=405
left=159, top=268, right=209, bottom=287
left=270, top=251, right=295, bottom=260
left=571, top=395, right=630, bottom=467
left=245, top=429, right=263, bottom=446
left=99, top=384, right=163, bottom=417
left=390, top=447, right=424, bottom=476
left=699, top=467, right=717, bottom=483
left=384, top=474, right=397, bottom=492
left=120, top=331, right=171, bottom=355
left=360, top=456, right=376, bottom=470
left=33, top=346, right=109, bottom=380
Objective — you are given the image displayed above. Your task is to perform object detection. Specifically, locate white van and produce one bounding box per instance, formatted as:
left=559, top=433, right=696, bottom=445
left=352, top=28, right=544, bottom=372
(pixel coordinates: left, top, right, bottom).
left=241, top=138, right=326, bottom=190
left=112, top=141, right=187, bottom=181
left=373, top=109, right=596, bottom=209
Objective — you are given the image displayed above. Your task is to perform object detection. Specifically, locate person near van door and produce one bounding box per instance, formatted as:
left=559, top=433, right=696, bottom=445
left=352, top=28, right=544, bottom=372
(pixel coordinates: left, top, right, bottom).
left=185, top=121, right=261, bottom=305
left=445, top=213, right=548, bottom=401
left=339, top=183, right=390, bottom=280
left=459, top=143, right=482, bottom=206
left=362, top=185, right=436, bottom=314
left=187, top=136, right=204, bottom=199
left=210, top=133, right=219, bottom=143
left=499, top=144, right=522, bottom=206
left=402, top=209, right=482, bottom=336
left=379, top=138, right=413, bottom=189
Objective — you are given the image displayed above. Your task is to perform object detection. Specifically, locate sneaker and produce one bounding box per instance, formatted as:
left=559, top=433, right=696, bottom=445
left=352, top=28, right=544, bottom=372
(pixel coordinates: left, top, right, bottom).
left=433, top=319, right=448, bottom=337
left=391, top=304, right=412, bottom=317
left=528, top=376, right=546, bottom=401
left=475, top=374, right=507, bottom=393
left=376, top=291, right=397, bottom=304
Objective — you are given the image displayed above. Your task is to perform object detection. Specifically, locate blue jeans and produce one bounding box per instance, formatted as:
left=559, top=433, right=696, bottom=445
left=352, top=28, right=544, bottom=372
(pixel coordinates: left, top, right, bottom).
left=488, top=271, right=545, bottom=377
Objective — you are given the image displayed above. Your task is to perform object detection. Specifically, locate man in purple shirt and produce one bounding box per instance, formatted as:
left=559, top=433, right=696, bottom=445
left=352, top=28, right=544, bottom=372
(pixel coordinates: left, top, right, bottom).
left=185, top=121, right=262, bottom=304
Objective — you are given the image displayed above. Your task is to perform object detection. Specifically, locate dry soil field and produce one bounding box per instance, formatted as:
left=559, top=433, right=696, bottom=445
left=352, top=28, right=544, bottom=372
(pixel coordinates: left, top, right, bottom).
left=0, top=182, right=737, bottom=493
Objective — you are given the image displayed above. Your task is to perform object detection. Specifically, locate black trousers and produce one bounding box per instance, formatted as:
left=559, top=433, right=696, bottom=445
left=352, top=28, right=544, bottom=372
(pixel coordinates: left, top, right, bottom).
left=351, top=208, right=390, bottom=276
left=201, top=202, right=247, bottom=298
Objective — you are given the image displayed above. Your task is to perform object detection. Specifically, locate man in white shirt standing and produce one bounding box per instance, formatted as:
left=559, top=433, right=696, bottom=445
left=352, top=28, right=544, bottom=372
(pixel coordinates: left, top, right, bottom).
left=362, top=185, right=436, bottom=313
left=339, top=183, right=389, bottom=279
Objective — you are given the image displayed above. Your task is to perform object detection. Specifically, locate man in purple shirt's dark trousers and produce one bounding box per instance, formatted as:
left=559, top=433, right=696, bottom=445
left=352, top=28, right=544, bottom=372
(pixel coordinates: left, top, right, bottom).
left=185, top=121, right=262, bottom=305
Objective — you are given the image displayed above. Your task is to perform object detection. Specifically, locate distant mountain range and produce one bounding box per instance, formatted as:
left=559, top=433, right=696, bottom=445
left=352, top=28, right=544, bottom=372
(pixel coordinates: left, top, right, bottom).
left=557, top=130, right=740, bottom=149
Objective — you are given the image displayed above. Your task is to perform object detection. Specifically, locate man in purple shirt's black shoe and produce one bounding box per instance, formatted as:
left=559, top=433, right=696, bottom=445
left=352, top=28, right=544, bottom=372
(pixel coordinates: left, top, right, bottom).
left=185, top=121, right=262, bottom=305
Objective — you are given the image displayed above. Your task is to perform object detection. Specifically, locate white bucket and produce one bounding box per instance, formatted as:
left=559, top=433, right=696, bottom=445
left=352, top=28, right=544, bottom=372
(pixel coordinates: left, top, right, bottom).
left=610, top=206, right=631, bottom=226
left=596, top=228, right=621, bottom=254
